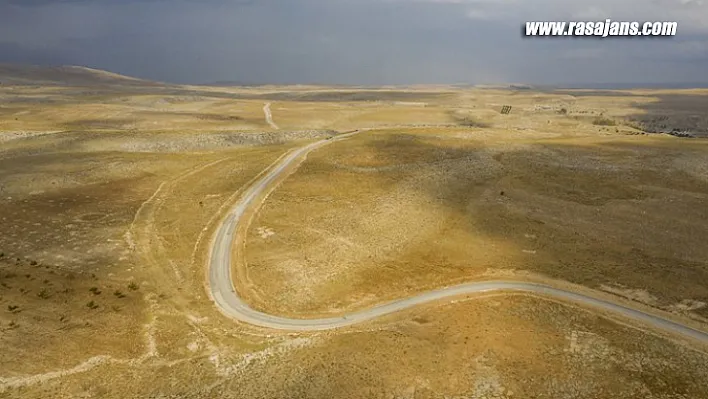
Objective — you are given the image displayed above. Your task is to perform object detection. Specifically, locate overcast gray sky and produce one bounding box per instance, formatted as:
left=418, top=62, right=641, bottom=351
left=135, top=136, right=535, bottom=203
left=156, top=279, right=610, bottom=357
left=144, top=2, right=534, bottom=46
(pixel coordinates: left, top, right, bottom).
left=0, top=0, right=706, bottom=85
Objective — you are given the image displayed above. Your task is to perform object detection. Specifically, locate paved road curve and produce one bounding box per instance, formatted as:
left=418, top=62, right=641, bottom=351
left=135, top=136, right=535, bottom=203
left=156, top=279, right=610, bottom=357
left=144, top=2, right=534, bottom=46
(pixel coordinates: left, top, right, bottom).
left=207, top=132, right=708, bottom=344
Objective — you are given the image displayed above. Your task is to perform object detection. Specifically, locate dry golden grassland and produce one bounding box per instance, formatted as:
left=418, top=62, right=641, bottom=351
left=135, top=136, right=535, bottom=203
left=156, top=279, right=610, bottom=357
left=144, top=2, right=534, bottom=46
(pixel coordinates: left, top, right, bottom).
left=0, top=132, right=301, bottom=375
left=246, top=116, right=708, bottom=320
left=0, top=91, right=268, bottom=133
left=1, top=71, right=708, bottom=398
left=9, top=296, right=708, bottom=399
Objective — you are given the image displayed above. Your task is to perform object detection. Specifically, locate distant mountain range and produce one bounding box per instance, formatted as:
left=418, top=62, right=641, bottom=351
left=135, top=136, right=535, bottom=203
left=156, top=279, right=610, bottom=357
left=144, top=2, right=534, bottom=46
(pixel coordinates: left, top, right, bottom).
left=0, top=63, right=163, bottom=87
left=200, top=80, right=265, bottom=87
left=2, top=63, right=708, bottom=90
left=555, top=82, right=708, bottom=89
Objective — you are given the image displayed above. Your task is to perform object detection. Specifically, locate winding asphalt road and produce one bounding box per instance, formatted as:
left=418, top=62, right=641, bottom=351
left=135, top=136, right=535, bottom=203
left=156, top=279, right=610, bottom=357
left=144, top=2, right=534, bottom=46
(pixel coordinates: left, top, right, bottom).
left=207, top=132, right=708, bottom=344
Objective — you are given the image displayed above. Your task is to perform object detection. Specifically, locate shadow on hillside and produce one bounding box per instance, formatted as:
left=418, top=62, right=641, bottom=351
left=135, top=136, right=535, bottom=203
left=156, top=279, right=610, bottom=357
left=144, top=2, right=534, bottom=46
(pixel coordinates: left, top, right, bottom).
left=446, top=111, right=493, bottom=128
left=359, top=133, right=708, bottom=310
left=0, top=150, right=159, bottom=271
left=625, top=94, right=708, bottom=137
left=550, top=89, right=708, bottom=138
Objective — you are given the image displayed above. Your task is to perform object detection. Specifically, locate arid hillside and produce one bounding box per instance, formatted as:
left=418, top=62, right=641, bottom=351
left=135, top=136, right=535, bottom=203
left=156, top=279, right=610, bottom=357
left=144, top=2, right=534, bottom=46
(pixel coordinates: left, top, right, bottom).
left=1, top=66, right=707, bottom=398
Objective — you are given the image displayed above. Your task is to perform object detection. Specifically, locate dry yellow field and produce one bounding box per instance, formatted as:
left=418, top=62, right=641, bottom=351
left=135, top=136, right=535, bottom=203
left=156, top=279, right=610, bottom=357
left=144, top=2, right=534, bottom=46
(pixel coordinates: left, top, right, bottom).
left=246, top=131, right=708, bottom=318
left=1, top=67, right=707, bottom=398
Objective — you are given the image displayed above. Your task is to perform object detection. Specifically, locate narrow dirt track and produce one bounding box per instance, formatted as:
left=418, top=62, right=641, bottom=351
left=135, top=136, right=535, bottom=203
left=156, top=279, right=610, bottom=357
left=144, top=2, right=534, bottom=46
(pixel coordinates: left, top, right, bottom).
left=207, top=131, right=708, bottom=345
left=263, top=102, right=279, bottom=129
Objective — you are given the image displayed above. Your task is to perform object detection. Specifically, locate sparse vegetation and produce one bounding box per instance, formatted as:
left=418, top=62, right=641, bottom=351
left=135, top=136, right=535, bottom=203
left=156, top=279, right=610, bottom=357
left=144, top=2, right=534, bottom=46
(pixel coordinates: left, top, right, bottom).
left=457, top=116, right=491, bottom=128
left=1, top=68, right=707, bottom=397
left=592, top=117, right=617, bottom=126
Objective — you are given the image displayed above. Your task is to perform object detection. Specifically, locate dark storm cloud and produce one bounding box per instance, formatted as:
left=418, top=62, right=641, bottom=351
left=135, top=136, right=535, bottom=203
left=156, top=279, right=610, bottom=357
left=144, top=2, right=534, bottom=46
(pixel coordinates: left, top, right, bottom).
left=0, top=0, right=706, bottom=85
left=4, top=0, right=258, bottom=5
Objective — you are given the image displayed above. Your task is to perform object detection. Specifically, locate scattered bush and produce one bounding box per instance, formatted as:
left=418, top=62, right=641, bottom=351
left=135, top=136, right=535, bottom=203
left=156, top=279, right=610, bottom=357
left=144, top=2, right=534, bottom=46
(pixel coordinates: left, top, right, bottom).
left=37, top=289, right=50, bottom=299
left=128, top=282, right=139, bottom=291
left=89, top=287, right=101, bottom=295
left=7, top=305, right=19, bottom=312
left=622, top=121, right=645, bottom=131
left=114, top=290, right=125, bottom=298
left=592, top=117, right=616, bottom=126
left=458, top=116, right=491, bottom=128
left=558, top=108, right=568, bottom=115
left=86, top=300, right=99, bottom=310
